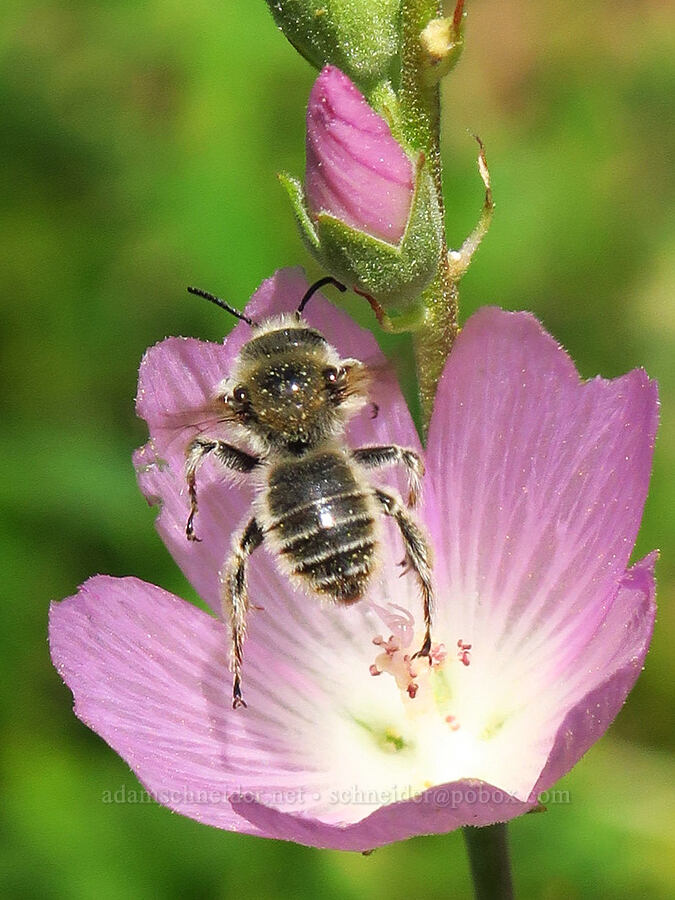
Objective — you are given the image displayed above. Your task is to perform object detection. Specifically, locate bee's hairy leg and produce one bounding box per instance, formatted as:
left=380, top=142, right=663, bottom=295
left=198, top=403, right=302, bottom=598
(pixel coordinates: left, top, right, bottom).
left=185, top=438, right=259, bottom=541
left=374, top=488, right=433, bottom=661
left=221, top=517, right=264, bottom=709
left=353, top=446, right=424, bottom=507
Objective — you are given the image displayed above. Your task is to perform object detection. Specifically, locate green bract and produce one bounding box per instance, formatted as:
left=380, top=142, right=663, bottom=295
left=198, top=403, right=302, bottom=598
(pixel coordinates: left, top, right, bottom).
left=264, top=0, right=401, bottom=92
left=279, top=159, right=443, bottom=329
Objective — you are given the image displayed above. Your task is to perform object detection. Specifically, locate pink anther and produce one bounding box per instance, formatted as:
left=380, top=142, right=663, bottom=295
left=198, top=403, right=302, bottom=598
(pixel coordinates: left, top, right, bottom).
left=457, top=639, right=472, bottom=666
left=372, top=634, right=399, bottom=654
left=383, top=635, right=401, bottom=655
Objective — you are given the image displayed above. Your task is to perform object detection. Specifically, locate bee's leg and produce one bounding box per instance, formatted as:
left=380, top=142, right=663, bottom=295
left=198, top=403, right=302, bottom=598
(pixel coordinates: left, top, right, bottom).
left=185, top=439, right=259, bottom=541
left=374, top=488, right=433, bottom=660
left=221, top=517, right=264, bottom=709
left=353, top=446, right=424, bottom=507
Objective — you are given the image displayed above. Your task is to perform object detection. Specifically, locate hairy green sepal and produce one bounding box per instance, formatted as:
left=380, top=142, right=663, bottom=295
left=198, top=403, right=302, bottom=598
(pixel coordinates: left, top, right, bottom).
left=279, top=162, right=443, bottom=329
left=264, top=0, right=400, bottom=92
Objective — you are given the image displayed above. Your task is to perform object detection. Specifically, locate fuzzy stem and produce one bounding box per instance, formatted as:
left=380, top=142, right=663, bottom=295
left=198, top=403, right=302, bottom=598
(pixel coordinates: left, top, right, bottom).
left=413, top=258, right=458, bottom=428
left=400, top=0, right=445, bottom=194
left=399, top=0, right=459, bottom=433
left=463, top=824, right=515, bottom=899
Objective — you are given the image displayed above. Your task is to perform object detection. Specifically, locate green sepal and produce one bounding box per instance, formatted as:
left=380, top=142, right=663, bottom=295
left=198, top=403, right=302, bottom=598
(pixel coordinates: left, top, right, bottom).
left=277, top=172, right=320, bottom=251
left=279, top=159, right=443, bottom=330
left=263, top=0, right=400, bottom=92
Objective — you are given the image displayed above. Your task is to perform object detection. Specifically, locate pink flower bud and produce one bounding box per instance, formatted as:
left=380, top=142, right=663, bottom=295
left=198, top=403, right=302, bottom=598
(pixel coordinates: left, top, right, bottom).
left=305, top=66, right=415, bottom=245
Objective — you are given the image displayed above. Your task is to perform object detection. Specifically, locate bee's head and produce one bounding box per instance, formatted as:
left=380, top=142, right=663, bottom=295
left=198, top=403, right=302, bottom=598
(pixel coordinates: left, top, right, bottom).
left=222, top=317, right=368, bottom=451
left=188, top=277, right=366, bottom=451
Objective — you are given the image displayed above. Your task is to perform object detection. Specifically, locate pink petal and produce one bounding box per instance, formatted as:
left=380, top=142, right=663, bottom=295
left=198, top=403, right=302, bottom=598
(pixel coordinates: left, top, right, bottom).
left=49, top=576, right=266, bottom=833
left=135, top=268, right=420, bottom=615
left=50, top=571, right=453, bottom=837
left=438, top=554, right=657, bottom=803
left=533, top=552, right=656, bottom=794
left=422, top=308, right=658, bottom=800
left=48, top=576, right=387, bottom=831
left=135, top=336, right=250, bottom=612
left=230, top=779, right=534, bottom=851
left=425, top=306, right=657, bottom=678
left=305, top=66, right=414, bottom=244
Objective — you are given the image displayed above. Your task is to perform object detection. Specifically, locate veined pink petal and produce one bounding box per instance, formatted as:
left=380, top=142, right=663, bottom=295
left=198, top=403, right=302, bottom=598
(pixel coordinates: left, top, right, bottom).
left=229, top=780, right=533, bottom=851
left=48, top=573, right=435, bottom=838
left=533, top=552, right=656, bottom=794
left=424, top=307, right=658, bottom=799
left=49, top=576, right=264, bottom=833
left=425, top=307, right=656, bottom=656
left=305, top=66, right=415, bottom=244
left=51, top=576, right=380, bottom=831
left=134, top=336, right=250, bottom=612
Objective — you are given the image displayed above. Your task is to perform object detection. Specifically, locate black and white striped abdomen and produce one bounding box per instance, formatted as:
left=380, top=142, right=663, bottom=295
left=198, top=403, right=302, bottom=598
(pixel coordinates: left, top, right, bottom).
left=264, top=450, right=377, bottom=604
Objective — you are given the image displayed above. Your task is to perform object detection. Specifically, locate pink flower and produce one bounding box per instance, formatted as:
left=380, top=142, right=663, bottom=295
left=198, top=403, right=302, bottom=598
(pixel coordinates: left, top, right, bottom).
left=305, top=66, right=415, bottom=245
left=50, top=269, right=658, bottom=851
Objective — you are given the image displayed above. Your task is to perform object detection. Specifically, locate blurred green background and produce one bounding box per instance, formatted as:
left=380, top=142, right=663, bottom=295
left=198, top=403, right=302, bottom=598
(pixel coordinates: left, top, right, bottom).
left=1, top=0, right=673, bottom=897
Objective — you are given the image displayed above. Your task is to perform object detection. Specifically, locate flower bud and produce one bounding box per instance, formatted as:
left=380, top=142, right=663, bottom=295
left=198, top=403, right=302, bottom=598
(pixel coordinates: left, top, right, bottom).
left=305, top=66, right=414, bottom=245
left=263, top=0, right=399, bottom=92
left=280, top=67, right=443, bottom=328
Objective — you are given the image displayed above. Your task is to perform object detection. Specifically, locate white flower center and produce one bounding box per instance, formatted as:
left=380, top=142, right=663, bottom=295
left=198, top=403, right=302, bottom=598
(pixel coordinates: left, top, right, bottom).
left=304, top=602, right=546, bottom=825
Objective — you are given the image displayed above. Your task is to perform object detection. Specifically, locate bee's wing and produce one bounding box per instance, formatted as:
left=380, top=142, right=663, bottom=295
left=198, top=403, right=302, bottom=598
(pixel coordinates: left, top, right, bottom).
left=135, top=336, right=240, bottom=467
left=145, top=397, right=238, bottom=460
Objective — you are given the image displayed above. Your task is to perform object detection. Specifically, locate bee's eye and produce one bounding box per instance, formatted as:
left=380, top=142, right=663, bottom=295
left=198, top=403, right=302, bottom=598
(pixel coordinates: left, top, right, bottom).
left=323, top=367, right=340, bottom=385
left=232, top=385, right=249, bottom=405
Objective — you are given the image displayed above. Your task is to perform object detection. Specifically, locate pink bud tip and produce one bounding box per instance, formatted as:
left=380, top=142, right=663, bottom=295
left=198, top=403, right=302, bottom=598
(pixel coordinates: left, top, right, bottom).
left=305, top=66, right=415, bottom=245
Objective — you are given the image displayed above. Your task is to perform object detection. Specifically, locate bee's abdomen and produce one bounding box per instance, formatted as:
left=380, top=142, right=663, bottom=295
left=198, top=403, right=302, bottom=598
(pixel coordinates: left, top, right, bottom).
left=266, top=452, right=376, bottom=603
left=284, top=508, right=376, bottom=603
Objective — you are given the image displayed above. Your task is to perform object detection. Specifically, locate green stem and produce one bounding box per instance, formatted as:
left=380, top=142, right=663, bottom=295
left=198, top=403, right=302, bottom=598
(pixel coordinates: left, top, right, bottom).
left=399, top=0, right=459, bottom=434
left=463, top=824, right=514, bottom=899
left=400, top=0, right=444, bottom=195
left=413, top=257, right=458, bottom=428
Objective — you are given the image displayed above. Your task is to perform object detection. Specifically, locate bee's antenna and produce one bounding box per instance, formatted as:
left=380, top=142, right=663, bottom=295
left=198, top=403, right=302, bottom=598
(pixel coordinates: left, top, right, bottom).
left=297, top=276, right=347, bottom=314
left=187, top=286, right=256, bottom=327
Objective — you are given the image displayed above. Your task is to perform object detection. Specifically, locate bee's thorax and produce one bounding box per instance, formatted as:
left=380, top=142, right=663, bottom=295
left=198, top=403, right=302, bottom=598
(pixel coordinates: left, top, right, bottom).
left=230, top=318, right=365, bottom=451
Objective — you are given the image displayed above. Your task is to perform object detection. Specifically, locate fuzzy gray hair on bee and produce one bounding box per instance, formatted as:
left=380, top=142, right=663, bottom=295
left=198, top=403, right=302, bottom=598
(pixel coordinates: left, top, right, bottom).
left=185, top=277, right=434, bottom=708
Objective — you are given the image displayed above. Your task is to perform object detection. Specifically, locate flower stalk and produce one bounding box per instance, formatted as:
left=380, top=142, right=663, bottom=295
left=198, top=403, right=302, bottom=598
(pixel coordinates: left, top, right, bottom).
left=463, top=824, right=514, bottom=900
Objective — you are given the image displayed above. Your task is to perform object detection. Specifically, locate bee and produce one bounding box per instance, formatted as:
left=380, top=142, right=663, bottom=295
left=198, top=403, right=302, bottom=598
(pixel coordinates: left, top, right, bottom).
left=184, top=277, right=434, bottom=708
